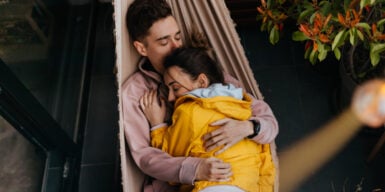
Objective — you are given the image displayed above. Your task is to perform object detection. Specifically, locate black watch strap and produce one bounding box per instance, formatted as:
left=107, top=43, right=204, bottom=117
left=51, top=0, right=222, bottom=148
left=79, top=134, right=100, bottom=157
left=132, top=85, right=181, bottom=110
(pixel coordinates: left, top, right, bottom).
left=247, top=121, right=260, bottom=139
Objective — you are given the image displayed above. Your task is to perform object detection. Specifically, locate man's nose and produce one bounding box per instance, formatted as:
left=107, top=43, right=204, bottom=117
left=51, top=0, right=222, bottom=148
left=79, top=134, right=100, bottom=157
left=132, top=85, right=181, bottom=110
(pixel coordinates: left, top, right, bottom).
left=170, top=39, right=182, bottom=50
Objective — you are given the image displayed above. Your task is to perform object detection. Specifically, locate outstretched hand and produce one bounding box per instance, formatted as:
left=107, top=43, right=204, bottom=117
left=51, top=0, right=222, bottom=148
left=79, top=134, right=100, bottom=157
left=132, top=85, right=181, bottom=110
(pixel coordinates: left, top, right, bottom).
left=202, top=118, right=253, bottom=155
left=195, top=157, right=232, bottom=182
left=139, top=90, right=166, bottom=127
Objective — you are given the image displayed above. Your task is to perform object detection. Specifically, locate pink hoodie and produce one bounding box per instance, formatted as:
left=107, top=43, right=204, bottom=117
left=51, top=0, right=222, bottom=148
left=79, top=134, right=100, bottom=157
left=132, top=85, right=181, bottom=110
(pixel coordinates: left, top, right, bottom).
left=121, top=58, right=279, bottom=191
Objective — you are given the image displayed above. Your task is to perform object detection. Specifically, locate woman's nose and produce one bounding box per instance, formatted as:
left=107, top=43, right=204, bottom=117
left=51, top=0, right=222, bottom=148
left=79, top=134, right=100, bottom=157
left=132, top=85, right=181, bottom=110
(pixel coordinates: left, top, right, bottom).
left=168, top=92, right=176, bottom=102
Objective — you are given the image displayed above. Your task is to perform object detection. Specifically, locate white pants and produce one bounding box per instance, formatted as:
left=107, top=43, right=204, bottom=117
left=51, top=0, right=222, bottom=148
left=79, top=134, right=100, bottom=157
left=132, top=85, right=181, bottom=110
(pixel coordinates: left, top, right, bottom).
left=199, top=185, right=245, bottom=192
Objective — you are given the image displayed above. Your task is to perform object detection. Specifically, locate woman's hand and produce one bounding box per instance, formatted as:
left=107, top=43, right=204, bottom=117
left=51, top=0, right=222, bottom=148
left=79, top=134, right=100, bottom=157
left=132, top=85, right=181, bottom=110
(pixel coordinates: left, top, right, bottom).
left=202, top=118, right=254, bottom=155
left=139, top=90, right=166, bottom=127
left=195, top=157, right=232, bottom=182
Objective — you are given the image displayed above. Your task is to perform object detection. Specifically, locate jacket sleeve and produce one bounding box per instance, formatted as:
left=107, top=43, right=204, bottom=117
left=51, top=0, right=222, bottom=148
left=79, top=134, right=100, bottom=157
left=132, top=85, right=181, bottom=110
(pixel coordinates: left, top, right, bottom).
left=224, top=73, right=279, bottom=144
left=150, top=125, right=167, bottom=149
left=121, top=78, right=202, bottom=184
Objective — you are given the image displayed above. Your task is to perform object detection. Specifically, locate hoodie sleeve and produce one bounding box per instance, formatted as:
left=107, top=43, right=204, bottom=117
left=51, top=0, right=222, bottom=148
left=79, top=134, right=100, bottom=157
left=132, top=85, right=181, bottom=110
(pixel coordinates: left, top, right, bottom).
left=224, top=73, right=279, bottom=144
left=121, top=74, right=202, bottom=184
left=150, top=125, right=168, bottom=149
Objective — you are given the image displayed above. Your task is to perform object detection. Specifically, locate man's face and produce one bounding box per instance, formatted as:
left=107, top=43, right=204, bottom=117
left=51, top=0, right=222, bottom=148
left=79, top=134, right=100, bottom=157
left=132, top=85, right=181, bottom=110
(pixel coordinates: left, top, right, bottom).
left=134, top=16, right=182, bottom=74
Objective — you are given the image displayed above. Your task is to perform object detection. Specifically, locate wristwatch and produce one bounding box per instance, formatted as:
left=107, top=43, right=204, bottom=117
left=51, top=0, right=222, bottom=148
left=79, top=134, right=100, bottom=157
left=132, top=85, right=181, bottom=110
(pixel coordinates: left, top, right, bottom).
left=247, top=121, right=261, bottom=139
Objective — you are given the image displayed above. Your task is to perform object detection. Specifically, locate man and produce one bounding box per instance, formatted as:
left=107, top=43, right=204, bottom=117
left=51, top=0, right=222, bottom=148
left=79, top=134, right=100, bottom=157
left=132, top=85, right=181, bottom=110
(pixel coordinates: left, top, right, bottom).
left=122, top=0, right=279, bottom=191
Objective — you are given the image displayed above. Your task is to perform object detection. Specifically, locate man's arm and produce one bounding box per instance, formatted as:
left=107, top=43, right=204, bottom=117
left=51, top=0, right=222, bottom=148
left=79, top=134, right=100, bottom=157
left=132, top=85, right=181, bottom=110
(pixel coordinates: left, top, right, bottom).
left=121, top=76, right=201, bottom=184
left=121, top=75, right=233, bottom=184
left=225, top=73, right=279, bottom=143
left=203, top=73, right=278, bottom=153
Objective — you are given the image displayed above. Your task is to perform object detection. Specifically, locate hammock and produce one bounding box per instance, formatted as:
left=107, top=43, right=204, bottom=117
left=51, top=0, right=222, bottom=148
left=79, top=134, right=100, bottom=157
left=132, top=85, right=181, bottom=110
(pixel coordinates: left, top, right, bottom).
left=114, top=0, right=279, bottom=191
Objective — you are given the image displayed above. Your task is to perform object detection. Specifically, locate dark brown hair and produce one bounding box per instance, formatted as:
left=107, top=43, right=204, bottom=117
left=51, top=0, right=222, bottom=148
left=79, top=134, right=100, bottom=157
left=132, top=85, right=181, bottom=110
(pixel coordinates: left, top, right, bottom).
left=126, top=0, right=172, bottom=41
left=164, top=47, right=224, bottom=85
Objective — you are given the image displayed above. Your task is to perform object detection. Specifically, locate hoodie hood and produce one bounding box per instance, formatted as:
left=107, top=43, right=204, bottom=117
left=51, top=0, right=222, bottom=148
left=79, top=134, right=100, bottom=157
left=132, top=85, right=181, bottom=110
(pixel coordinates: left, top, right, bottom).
left=188, top=83, right=243, bottom=99
left=176, top=84, right=252, bottom=120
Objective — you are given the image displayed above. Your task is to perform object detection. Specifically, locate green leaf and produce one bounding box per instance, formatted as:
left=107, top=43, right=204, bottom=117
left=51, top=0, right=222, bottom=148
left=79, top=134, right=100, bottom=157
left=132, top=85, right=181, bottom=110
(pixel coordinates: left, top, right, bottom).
left=260, top=22, right=267, bottom=31
left=267, top=0, right=272, bottom=8
left=332, top=30, right=347, bottom=50
left=334, top=47, right=341, bottom=60
left=292, top=31, right=309, bottom=41
left=318, top=42, right=325, bottom=52
left=304, top=46, right=312, bottom=59
left=303, top=2, right=314, bottom=10
left=356, top=23, right=371, bottom=36
left=298, top=9, right=313, bottom=21
left=319, top=1, right=329, bottom=6
left=377, top=18, right=385, bottom=28
left=269, top=26, right=280, bottom=45
left=319, top=1, right=332, bottom=15
left=309, top=12, right=317, bottom=24
left=370, top=43, right=385, bottom=66
left=349, top=28, right=358, bottom=45
left=310, top=49, right=318, bottom=65
left=356, top=29, right=364, bottom=41
left=318, top=49, right=328, bottom=61
left=370, top=0, right=376, bottom=5
left=370, top=51, right=380, bottom=66
left=355, top=22, right=371, bottom=30
left=360, top=0, right=369, bottom=9
left=370, top=43, right=385, bottom=54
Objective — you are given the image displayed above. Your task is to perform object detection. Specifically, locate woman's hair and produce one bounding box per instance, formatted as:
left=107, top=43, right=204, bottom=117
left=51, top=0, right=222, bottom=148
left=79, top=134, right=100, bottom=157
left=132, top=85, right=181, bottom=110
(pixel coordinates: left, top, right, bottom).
left=126, top=0, right=172, bottom=41
left=164, top=47, right=225, bottom=84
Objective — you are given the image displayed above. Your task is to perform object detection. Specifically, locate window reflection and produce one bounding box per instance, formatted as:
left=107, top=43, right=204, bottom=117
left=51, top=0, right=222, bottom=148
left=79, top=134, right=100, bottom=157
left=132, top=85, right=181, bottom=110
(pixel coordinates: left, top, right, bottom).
left=0, top=115, right=45, bottom=192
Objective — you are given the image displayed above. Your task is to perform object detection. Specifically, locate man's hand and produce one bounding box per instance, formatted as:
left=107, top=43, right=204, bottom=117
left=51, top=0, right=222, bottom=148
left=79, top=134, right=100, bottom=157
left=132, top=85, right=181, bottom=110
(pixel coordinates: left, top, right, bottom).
left=195, top=157, right=232, bottom=182
left=139, top=90, right=166, bottom=127
left=202, top=118, right=254, bottom=155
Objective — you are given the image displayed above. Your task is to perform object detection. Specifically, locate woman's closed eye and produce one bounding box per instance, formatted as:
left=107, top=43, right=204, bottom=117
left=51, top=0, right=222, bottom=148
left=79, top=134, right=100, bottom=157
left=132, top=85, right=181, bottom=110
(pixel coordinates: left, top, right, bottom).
left=171, top=85, right=181, bottom=92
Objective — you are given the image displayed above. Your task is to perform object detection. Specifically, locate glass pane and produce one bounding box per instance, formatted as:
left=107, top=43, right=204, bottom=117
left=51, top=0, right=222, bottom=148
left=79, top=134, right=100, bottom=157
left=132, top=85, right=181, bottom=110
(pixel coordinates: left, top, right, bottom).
left=0, top=0, right=88, bottom=137
left=0, top=115, right=46, bottom=192
left=0, top=0, right=55, bottom=109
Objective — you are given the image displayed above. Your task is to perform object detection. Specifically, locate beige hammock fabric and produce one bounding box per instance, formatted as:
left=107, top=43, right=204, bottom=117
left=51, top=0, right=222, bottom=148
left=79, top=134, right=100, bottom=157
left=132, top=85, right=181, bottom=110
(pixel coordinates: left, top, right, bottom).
left=114, top=0, right=278, bottom=191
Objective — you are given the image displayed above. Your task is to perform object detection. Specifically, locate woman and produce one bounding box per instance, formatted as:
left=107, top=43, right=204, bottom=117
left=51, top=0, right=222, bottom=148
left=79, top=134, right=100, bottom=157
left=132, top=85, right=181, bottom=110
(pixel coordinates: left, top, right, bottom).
left=140, top=47, right=275, bottom=192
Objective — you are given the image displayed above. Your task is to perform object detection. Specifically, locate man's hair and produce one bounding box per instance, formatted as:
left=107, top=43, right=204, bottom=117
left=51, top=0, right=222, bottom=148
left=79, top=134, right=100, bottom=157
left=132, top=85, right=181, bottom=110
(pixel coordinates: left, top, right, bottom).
left=126, top=0, right=172, bottom=41
left=164, top=47, right=225, bottom=85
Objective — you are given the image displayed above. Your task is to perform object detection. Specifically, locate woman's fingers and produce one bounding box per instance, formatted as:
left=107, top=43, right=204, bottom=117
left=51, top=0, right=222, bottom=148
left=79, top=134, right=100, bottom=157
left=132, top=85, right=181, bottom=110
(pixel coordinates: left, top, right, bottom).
left=149, top=89, right=156, bottom=105
left=139, top=95, right=145, bottom=110
left=140, top=90, right=158, bottom=108
left=208, top=158, right=232, bottom=181
left=196, top=157, right=232, bottom=182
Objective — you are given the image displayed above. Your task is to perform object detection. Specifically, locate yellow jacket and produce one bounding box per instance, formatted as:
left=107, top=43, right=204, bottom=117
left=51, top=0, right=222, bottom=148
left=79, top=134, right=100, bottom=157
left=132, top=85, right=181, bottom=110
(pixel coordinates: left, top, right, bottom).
left=151, top=93, right=275, bottom=192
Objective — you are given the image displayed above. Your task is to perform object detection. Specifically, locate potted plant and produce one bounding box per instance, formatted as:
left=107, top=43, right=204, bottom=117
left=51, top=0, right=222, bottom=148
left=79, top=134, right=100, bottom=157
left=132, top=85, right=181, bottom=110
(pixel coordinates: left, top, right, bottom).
left=256, top=0, right=385, bottom=109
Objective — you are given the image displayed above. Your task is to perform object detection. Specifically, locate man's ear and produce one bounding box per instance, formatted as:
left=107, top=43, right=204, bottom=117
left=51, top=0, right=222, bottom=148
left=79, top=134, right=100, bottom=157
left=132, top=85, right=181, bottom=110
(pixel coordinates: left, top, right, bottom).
left=197, top=73, right=209, bottom=88
left=133, top=41, right=148, bottom=56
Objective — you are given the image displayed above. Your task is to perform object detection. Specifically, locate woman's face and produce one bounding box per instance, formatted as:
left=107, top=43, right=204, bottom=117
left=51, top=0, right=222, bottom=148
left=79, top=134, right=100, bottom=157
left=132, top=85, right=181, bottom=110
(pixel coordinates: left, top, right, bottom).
left=163, top=66, right=200, bottom=102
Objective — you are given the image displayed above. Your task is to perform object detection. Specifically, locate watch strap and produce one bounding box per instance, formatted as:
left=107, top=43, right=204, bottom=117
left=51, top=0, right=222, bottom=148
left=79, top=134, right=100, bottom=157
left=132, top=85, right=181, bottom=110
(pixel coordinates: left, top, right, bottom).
left=247, top=121, right=260, bottom=139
